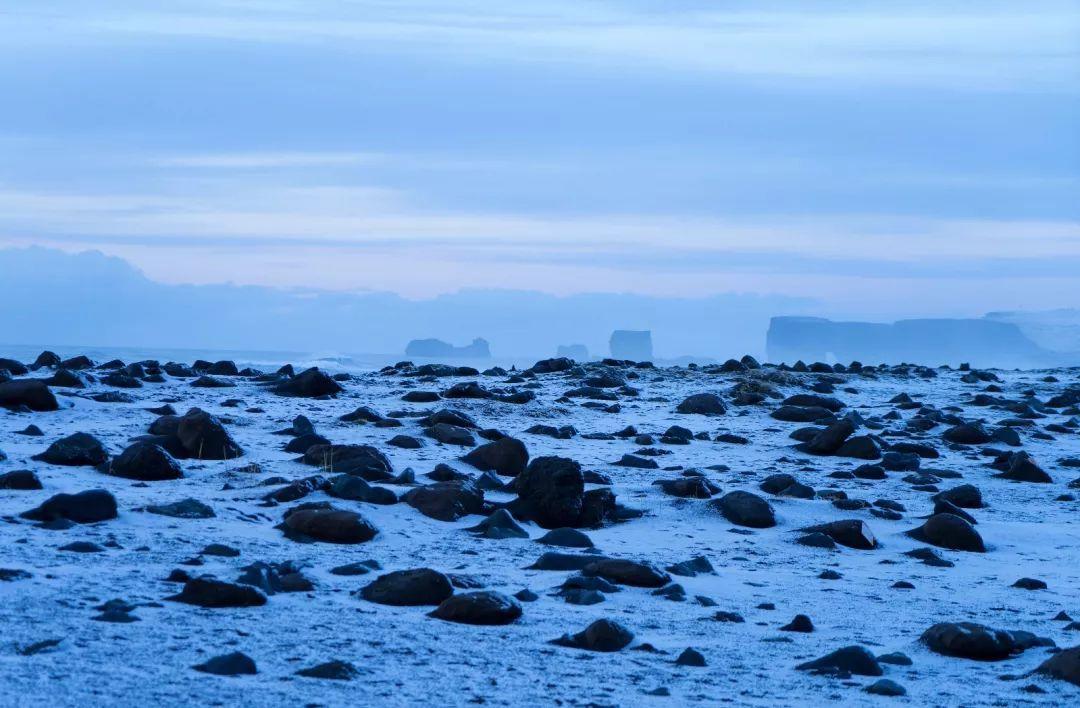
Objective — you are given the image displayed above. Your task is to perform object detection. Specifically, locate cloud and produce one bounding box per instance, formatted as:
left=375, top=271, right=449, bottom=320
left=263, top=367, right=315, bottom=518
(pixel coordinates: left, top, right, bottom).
left=6, top=1, right=1078, bottom=91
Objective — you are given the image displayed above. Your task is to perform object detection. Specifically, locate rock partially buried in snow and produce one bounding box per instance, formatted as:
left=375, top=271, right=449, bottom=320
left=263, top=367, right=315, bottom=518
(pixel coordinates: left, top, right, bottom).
left=105, top=441, right=182, bottom=481
left=193, top=652, right=257, bottom=676
left=910, top=513, right=985, bottom=553
left=168, top=577, right=267, bottom=608
left=22, top=489, right=118, bottom=524
left=796, top=645, right=883, bottom=676
left=429, top=591, right=523, bottom=625
left=711, top=491, right=776, bottom=528
left=281, top=505, right=378, bottom=544
left=552, top=619, right=634, bottom=652
left=33, top=432, right=109, bottom=466
left=1035, top=645, right=1080, bottom=686
left=360, top=568, right=454, bottom=606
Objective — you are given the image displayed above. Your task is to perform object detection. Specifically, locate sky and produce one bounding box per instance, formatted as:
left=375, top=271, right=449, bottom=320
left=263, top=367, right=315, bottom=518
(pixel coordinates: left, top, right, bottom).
left=0, top=0, right=1078, bottom=319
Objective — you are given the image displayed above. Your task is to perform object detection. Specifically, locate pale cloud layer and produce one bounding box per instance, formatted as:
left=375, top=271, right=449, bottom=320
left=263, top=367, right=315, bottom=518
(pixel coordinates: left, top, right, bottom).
left=0, top=1, right=1077, bottom=319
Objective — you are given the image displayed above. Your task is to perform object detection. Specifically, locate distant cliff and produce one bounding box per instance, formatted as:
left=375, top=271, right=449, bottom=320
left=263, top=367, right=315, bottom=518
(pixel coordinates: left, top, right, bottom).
left=766, top=316, right=1070, bottom=368
left=405, top=337, right=491, bottom=359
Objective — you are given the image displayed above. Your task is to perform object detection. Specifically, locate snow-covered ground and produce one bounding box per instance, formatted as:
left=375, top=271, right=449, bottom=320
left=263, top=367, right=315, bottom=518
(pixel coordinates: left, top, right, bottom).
left=0, top=354, right=1078, bottom=707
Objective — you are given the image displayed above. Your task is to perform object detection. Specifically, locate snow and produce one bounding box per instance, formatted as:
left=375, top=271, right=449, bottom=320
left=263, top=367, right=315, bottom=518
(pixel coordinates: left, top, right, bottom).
left=1, top=357, right=1078, bottom=706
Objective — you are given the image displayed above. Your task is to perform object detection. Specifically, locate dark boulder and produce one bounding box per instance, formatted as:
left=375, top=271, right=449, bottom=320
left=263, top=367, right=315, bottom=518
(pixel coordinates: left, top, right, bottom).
left=193, top=652, right=258, bottom=676
left=360, top=568, right=454, bottom=606
left=796, top=645, right=883, bottom=676
left=176, top=408, right=243, bottom=460
left=302, top=444, right=393, bottom=481
left=33, top=433, right=109, bottom=466
left=21, top=489, right=118, bottom=524
left=402, top=481, right=484, bottom=521
left=676, top=393, right=727, bottom=416
left=282, top=506, right=378, bottom=544
left=712, top=491, right=776, bottom=528
left=0, top=379, right=59, bottom=411
left=167, top=577, right=267, bottom=608
left=912, top=513, right=985, bottom=553
left=552, top=619, right=634, bottom=652
left=462, top=437, right=529, bottom=477
left=105, top=442, right=183, bottom=481
left=275, top=367, right=343, bottom=397
left=802, top=520, right=877, bottom=550
left=921, top=622, right=1028, bottom=661
left=512, top=456, right=584, bottom=529
left=583, top=559, right=671, bottom=588
left=429, top=591, right=523, bottom=625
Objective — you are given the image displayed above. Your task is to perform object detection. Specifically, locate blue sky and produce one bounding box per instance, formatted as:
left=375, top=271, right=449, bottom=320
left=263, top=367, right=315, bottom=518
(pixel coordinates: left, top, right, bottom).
left=0, top=0, right=1077, bottom=318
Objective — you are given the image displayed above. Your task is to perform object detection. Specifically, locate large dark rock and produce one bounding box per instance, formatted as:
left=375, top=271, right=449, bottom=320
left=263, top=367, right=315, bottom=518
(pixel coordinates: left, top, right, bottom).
left=913, top=513, right=985, bottom=553
left=921, top=622, right=1028, bottom=661
left=33, top=432, right=109, bottom=466
left=582, top=559, right=671, bottom=588
left=0, top=379, right=59, bottom=411
left=513, top=456, right=584, bottom=529
left=402, top=481, right=484, bottom=521
left=802, top=520, right=877, bottom=550
left=168, top=577, right=267, bottom=608
left=21, top=489, right=118, bottom=524
left=193, top=652, right=258, bottom=676
left=943, top=423, right=992, bottom=445
left=282, top=506, right=378, bottom=544
left=424, top=423, right=476, bottom=447
left=771, top=406, right=834, bottom=423
left=712, top=491, right=776, bottom=528
left=0, top=357, right=28, bottom=375
left=176, top=408, right=243, bottom=460
left=997, top=452, right=1053, bottom=483
left=1036, top=645, right=1080, bottom=686
left=360, top=568, right=454, bottom=606
left=275, top=367, right=344, bottom=397
left=106, top=442, right=183, bottom=481
left=803, top=419, right=855, bottom=454
left=796, top=645, right=883, bottom=676
left=0, top=470, right=42, bottom=490
left=462, top=437, right=529, bottom=477
left=553, top=619, right=634, bottom=652
left=429, top=591, right=522, bottom=625
left=302, top=444, right=393, bottom=481
left=676, top=393, right=727, bottom=416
